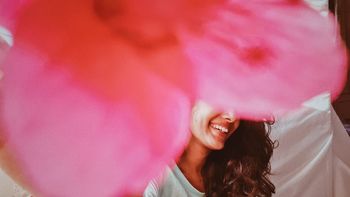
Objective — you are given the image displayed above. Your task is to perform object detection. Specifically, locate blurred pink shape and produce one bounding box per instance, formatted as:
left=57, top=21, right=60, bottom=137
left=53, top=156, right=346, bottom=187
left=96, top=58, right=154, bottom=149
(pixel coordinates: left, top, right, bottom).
left=0, top=0, right=29, bottom=31
left=1, top=0, right=348, bottom=196
left=3, top=1, right=193, bottom=196
left=3, top=45, right=191, bottom=196
left=179, top=0, right=347, bottom=119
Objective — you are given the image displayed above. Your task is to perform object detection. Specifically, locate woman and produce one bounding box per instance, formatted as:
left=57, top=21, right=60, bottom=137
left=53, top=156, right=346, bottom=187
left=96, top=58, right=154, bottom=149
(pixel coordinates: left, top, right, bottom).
left=144, top=101, right=276, bottom=197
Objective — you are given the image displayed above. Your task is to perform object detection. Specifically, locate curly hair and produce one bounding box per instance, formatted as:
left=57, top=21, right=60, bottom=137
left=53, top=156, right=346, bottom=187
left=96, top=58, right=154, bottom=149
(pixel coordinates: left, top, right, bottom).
left=201, top=120, right=277, bottom=197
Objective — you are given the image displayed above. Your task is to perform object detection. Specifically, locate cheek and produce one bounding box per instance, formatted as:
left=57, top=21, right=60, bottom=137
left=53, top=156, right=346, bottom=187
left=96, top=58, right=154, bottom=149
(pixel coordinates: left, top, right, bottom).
left=190, top=102, right=220, bottom=145
left=190, top=115, right=209, bottom=145
left=225, top=121, right=240, bottom=139
left=190, top=118, right=204, bottom=139
left=190, top=107, right=205, bottom=133
left=233, top=121, right=240, bottom=132
left=191, top=104, right=214, bottom=129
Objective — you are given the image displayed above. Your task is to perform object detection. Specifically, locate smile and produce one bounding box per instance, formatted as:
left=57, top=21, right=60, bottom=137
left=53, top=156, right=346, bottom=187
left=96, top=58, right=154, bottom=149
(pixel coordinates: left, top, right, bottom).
left=210, top=123, right=229, bottom=133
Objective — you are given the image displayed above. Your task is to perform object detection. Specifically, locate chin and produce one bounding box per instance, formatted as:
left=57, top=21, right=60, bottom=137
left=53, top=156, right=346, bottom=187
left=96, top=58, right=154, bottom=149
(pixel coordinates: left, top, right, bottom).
left=208, top=143, right=225, bottom=150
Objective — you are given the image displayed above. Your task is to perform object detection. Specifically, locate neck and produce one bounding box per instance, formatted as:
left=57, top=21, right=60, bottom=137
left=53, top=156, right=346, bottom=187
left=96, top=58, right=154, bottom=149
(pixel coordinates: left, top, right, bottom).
left=177, top=135, right=211, bottom=174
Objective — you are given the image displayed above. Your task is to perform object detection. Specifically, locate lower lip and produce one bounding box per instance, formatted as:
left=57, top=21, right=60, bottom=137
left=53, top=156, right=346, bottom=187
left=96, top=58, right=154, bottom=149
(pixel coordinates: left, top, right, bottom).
left=209, top=126, right=227, bottom=141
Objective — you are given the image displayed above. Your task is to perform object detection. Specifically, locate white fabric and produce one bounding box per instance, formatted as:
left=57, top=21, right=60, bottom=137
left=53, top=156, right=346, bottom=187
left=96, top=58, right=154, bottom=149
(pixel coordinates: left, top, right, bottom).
left=304, top=0, right=329, bottom=16
left=143, top=164, right=204, bottom=197
left=0, top=26, right=13, bottom=47
left=0, top=170, right=14, bottom=196
left=0, top=170, right=32, bottom=197
left=270, top=93, right=350, bottom=197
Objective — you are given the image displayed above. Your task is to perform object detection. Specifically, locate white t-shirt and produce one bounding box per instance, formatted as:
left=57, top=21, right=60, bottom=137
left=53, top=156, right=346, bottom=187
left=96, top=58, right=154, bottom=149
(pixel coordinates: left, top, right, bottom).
left=143, top=165, right=205, bottom=197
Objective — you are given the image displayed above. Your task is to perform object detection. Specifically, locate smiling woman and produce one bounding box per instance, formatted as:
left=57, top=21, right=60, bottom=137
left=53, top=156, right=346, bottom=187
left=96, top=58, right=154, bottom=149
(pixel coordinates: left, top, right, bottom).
left=190, top=101, right=241, bottom=151
left=144, top=101, right=276, bottom=197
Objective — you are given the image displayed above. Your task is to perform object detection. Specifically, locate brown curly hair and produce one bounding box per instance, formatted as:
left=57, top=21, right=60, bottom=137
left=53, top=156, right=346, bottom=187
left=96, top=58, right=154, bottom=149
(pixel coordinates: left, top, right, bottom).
left=201, top=120, right=277, bottom=197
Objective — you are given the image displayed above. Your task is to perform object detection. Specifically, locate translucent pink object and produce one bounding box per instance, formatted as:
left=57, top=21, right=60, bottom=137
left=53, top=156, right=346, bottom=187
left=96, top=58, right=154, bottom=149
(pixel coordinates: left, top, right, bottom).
left=3, top=46, right=191, bottom=196
left=1, top=0, right=348, bottom=196
left=0, top=0, right=29, bottom=31
left=179, top=0, right=348, bottom=118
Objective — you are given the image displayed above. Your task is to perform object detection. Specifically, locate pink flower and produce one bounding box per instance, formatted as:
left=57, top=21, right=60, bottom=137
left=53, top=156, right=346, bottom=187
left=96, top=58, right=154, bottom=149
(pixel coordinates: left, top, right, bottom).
left=0, top=0, right=347, bottom=196
left=179, top=0, right=348, bottom=118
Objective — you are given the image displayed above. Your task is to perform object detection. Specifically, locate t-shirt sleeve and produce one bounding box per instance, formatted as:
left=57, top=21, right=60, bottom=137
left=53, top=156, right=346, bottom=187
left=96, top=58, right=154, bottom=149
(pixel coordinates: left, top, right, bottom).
left=143, top=180, right=159, bottom=197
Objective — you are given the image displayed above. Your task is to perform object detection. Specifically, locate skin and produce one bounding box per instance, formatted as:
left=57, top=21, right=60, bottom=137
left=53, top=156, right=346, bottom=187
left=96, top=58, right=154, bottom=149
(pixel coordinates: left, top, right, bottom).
left=177, top=101, right=240, bottom=192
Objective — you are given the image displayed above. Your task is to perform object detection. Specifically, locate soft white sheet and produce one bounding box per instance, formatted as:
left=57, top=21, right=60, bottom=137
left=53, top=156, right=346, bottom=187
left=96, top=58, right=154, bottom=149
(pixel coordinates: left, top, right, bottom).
left=270, top=94, right=350, bottom=197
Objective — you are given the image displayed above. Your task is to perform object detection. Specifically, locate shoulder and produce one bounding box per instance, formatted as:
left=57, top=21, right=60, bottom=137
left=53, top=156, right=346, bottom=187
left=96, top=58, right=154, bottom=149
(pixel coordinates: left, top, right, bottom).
left=143, top=164, right=205, bottom=197
left=143, top=179, right=159, bottom=197
left=143, top=165, right=182, bottom=197
left=143, top=166, right=171, bottom=197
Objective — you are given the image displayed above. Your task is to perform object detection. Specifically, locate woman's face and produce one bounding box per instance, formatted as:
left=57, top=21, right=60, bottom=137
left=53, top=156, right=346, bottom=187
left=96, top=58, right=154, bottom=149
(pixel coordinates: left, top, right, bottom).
left=191, top=101, right=240, bottom=150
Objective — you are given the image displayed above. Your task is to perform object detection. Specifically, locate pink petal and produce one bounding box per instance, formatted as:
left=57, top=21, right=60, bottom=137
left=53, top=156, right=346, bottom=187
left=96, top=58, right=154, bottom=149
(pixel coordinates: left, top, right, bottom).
left=3, top=45, right=190, bottom=196
left=2, top=1, right=194, bottom=195
left=179, top=0, right=348, bottom=119
left=0, top=0, right=30, bottom=31
left=11, top=0, right=196, bottom=100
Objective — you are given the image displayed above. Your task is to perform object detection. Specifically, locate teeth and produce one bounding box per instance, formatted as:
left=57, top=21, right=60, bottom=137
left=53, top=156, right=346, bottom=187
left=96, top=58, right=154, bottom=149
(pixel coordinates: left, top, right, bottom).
left=212, top=124, right=228, bottom=133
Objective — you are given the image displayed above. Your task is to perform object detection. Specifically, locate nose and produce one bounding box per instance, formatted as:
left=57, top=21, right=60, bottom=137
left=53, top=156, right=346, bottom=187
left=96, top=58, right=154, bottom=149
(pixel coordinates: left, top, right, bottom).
left=221, top=112, right=236, bottom=123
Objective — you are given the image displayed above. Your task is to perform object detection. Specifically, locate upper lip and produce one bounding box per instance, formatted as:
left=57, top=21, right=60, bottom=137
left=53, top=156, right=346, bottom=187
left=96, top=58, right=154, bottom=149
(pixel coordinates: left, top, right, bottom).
left=208, top=112, right=237, bottom=134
